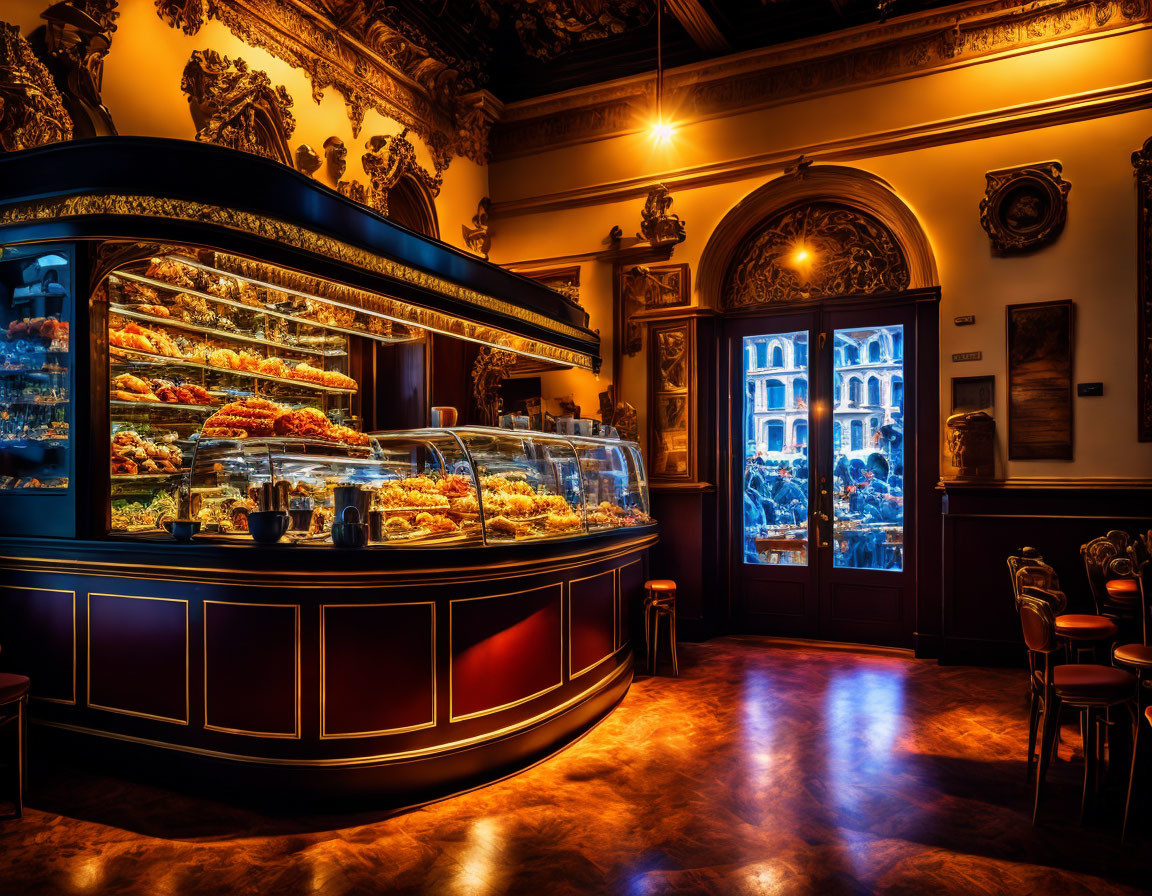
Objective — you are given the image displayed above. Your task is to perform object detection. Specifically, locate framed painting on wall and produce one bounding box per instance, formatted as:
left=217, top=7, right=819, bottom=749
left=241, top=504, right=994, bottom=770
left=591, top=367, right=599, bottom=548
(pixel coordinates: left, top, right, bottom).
left=1006, top=300, right=1074, bottom=460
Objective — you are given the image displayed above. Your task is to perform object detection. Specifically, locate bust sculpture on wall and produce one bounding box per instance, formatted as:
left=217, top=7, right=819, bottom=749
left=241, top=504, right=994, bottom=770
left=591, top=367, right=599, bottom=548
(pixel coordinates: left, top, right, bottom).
left=979, top=161, right=1071, bottom=253
left=946, top=411, right=995, bottom=479
left=639, top=186, right=686, bottom=245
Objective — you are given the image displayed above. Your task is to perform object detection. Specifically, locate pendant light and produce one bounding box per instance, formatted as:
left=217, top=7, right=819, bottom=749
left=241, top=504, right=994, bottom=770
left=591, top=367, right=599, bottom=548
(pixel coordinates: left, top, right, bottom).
left=650, top=1, right=675, bottom=142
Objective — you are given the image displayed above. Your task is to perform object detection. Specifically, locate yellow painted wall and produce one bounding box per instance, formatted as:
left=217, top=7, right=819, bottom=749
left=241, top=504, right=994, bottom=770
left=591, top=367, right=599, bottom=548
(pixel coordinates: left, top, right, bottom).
left=489, top=27, right=1152, bottom=480
left=5, top=0, right=488, bottom=252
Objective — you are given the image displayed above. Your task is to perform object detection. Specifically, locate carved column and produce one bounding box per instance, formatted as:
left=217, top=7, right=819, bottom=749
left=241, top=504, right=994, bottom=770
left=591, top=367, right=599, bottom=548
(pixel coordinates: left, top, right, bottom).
left=1135, top=137, right=1152, bottom=440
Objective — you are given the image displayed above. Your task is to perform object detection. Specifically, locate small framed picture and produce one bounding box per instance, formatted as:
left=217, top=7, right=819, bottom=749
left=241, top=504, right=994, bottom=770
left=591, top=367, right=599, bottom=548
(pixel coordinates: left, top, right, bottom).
left=951, top=375, right=994, bottom=414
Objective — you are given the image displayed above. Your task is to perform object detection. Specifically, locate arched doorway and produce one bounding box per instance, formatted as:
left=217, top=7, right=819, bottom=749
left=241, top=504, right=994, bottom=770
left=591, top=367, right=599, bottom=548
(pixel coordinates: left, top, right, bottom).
left=706, top=166, right=939, bottom=648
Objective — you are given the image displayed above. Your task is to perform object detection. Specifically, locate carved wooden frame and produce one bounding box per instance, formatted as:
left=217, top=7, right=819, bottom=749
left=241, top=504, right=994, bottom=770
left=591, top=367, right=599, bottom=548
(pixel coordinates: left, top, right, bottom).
left=1006, top=300, right=1074, bottom=460
left=979, top=161, right=1071, bottom=253
left=647, top=317, right=696, bottom=483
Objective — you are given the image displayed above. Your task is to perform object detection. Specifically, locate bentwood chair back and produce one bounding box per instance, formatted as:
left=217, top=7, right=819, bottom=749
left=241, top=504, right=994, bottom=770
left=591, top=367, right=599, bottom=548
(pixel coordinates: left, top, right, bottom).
left=1082, top=533, right=1142, bottom=633
left=1020, top=594, right=1138, bottom=824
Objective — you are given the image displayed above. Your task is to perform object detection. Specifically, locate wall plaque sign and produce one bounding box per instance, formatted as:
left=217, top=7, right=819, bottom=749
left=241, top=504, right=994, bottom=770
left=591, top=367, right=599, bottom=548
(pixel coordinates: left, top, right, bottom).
left=952, top=351, right=982, bottom=362
left=1007, top=300, right=1074, bottom=459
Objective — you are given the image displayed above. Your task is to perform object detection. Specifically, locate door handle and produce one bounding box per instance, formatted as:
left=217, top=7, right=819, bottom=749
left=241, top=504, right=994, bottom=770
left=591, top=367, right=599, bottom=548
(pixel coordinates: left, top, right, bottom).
left=815, top=511, right=830, bottom=523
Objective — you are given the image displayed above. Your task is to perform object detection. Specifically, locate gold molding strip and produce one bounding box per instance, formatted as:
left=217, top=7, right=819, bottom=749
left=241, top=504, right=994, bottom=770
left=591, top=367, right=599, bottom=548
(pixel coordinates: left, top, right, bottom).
left=449, top=583, right=564, bottom=723
left=203, top=600, right=301, bottom=739
left=0, top=586, right=77, bottom=705
left=0, top=533, right=659, bottom=588
left=492, top=2, right=1152, bottom=158
left=0, top=192, right=596, bottom=365
left=491, top=79, right=1152, bottom=218
left=34, top=658, right=633, bottom=767
left=319, top=602, right=436, bottom=739
left=87, top=593, right=190, bottom=726
left=567, top=569, right=618, bottom=681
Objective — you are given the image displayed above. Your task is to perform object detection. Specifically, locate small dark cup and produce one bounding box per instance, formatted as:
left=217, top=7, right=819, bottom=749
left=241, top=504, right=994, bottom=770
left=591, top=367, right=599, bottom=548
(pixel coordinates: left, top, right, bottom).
left=248, top=510, right=290, bottom=545
left=164, top=519, right=201, bottom=542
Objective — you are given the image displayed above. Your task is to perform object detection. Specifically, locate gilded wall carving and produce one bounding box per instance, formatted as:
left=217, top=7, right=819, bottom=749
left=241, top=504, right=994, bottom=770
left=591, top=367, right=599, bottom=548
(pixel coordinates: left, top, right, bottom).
left=724, top=203, right=910, bottom=307
left=618, top=264, right=689, bottom=357
left=1135, top=136, right=1152, bottom=440
left=638, top=186, right=686, bottom=244
left=0, top=23, right=74, bottom=151
left=39, top=0, right=120, bottom=138
left=462, top=198, right=491, bottom=258
left=362, top=128, right=443, bottom=216
left=472, top=346, right=518, bottom=426
left=152, top=0, right=491, bottom=163
left=493, top=0, right=1152, bottom=157
left=979, top=161, right=1071, bottom=253
left=181, top=49, right=296, bottom=164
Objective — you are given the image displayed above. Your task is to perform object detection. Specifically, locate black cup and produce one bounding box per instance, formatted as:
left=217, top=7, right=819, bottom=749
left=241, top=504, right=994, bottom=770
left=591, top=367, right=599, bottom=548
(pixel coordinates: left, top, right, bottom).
left=164, top=519, right=201, bottom=542
left=248, top=510, right=290, bottom=544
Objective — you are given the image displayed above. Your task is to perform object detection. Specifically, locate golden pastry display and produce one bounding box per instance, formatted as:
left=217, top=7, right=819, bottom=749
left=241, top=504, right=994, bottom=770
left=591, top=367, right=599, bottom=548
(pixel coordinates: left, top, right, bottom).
left=110, top=430, right=183, bottom=476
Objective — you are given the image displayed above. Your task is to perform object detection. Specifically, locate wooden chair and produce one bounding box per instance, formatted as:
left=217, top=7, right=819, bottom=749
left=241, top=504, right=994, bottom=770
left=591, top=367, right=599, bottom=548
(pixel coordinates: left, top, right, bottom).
left=0, top=670, right=29, bottom=818
left=1083, top=532, right=1143, bottom=641
left=1021, top=594, right=1138, bottom=824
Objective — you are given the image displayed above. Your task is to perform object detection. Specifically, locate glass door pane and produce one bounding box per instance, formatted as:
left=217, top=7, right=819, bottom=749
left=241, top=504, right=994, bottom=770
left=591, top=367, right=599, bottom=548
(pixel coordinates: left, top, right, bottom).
left=741, top=330, right=809, bottom=566
left=831, top=325, right=904, bottom=571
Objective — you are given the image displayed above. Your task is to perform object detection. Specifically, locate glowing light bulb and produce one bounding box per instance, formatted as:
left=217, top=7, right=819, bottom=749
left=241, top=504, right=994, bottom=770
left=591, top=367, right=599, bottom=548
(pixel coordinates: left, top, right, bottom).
left=793, top=248, right=810, bottom=265
left=650, top=119, right=676, bottom=143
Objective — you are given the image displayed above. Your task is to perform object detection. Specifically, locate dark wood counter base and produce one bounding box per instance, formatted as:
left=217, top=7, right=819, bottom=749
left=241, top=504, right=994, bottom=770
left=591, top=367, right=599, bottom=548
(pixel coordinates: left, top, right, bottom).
left=0, top=529, right=654, bottom=806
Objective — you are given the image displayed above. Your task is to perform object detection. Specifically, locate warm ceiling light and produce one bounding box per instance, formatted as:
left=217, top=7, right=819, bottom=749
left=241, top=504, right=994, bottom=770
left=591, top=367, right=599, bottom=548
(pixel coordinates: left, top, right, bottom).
left=791, top=246, right=813, bottom=268
left=651, top=119, right=676, bottom=142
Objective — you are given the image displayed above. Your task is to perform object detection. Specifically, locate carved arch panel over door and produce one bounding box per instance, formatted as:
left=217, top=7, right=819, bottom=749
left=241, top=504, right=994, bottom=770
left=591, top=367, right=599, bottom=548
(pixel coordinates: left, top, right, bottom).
left=697, top=165, right=938, bottom=308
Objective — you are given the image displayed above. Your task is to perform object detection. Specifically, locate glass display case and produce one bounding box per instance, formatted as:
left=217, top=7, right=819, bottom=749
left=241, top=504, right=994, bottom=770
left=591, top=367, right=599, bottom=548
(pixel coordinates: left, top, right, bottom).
left=0, top=244, right=72, bottom=491
left=119, top=426, right=653, bottom=545
left=105, top=251, right=422, bottom=536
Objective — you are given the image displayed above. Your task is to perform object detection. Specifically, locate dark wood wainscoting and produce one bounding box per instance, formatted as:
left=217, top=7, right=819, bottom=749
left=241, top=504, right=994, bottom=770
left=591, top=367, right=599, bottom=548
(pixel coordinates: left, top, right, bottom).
left=940, top=479, right=1152, bottom=665
left=650, top=484, right=720, bottom=641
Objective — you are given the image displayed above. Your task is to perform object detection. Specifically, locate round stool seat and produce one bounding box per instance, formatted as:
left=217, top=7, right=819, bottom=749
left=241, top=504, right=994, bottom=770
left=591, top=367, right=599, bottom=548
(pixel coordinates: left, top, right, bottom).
left=1054, top=664, right=1136, bottom=701
left=1055, top=614, right=1118, bottom=641
left=1105, top=579, right=1140, bottom=598
left=0, top=672, right=30, bottom=704
left=645, top=580, right=677, bottom=592
left=1113, top=643, right=1152, bottom=668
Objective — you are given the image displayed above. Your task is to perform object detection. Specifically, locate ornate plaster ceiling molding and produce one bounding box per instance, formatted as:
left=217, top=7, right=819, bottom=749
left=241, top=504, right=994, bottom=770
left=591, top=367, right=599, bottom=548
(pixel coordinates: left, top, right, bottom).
left=493, top=0, right=1152, bottom=158
left=181, top=48, right=296, bottom=164
left=362, top=127, right=443, bottom=215
left=154, top=0, right=496, bottom=165
left=0, top=23, right=74, bottom=151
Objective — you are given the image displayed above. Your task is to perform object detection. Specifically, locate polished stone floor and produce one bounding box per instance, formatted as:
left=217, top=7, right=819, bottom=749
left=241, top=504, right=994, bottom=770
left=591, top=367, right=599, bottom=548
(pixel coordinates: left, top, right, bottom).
left=2, top=637, right=1150, bottom=895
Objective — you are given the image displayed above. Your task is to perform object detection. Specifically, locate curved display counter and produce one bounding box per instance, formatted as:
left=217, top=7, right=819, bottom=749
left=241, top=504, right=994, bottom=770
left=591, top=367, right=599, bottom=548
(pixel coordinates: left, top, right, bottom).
left=0, top=529, right=652, bottom=803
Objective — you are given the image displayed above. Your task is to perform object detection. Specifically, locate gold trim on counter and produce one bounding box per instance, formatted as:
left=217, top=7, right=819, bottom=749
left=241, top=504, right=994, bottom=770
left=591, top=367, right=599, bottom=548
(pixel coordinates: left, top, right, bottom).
left=35, top=660, right=632, bottom=767
left=87, top=592, right=190, bottom=726
left=203, top=600, right=301, bottom=739
left=0, top=193, right=597, bottom=369
left=319, top=601, right=437, bottom=739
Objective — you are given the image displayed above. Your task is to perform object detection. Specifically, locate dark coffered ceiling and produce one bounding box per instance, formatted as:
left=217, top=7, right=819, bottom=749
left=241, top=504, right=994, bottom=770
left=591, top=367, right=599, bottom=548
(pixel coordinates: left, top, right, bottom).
left=373, top=0, right=966, bottom=102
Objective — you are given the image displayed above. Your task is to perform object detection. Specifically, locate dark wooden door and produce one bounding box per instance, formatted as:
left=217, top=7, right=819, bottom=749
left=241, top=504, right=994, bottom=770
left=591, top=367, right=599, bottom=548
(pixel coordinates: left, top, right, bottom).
left=728, top=304, right=917, bottom=647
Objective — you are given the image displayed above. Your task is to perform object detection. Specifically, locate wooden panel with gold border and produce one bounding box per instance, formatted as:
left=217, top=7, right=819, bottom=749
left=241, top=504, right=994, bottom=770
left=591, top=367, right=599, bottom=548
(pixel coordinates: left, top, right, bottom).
left=320, top=602, right=436, bottom=738
left=568, top=569, right=617, bottom=681
left=87, top=592, right=189, bottom=726
left=0, top=585, right=76, bottom=704
left=203, top=600, right=300, bottom=739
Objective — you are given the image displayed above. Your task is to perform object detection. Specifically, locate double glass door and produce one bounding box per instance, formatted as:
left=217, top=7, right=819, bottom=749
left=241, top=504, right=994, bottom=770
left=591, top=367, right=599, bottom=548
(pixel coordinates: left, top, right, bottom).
left=730, top=306, right=915, bottom=646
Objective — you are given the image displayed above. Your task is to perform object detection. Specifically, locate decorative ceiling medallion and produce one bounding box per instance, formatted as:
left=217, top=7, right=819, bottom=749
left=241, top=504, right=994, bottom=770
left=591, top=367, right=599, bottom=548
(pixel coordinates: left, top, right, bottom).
left=181, top=49, right=296, bottom=164
left=724, top=202, right=909, bottom=308
left=362, top=128, right=444, bottom=216
left=0, top=23, right=74, bottom=151
left=491, top=0, right=653, bottom=60
left=979, top=161, right=1071, bottom=253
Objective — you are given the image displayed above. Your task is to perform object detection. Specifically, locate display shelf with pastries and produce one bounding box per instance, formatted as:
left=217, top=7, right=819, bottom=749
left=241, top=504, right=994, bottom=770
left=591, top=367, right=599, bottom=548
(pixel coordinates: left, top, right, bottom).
left=0, top=245, right=72, bottom=493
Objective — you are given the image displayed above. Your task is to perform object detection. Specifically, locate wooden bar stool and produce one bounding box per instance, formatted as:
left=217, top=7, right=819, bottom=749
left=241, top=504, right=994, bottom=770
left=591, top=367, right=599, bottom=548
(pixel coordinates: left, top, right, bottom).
left=1122, top=705, right=1152, bottom=841
left=0, top=672, right=30, bottom=818
left=644, top=579, right=678, bottom=677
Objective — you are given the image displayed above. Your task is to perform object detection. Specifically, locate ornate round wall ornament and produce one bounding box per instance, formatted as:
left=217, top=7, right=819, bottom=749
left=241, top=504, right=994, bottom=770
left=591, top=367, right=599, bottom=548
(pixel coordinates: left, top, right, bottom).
left=979, top=161, right=1071, bottom=253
